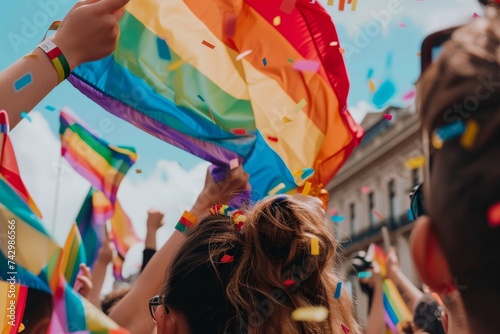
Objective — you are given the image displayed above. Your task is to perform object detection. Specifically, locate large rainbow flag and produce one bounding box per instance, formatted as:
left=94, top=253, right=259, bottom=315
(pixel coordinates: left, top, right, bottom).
left=0, top=110, right=42, bottom=218
left=70, top=0, right=363, bottom=196
left=60, top=109, right=138, bottom=222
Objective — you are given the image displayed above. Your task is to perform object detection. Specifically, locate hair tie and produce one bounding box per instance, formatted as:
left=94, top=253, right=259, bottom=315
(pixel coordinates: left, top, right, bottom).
left=209, top=204, right=247, bottom=233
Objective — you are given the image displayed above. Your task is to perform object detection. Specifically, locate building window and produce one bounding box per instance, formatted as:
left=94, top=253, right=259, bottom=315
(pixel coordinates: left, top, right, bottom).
left=368, top=192, right=375, bottom=226
left=349, top=203, right=356, bottom=235
left=388, top=180, right=396, bottom=220
left=412, top=168, right=420, bottom=188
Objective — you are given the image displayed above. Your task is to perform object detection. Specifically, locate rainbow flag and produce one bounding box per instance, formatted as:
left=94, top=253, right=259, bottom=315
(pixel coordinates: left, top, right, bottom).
left=59, top=109, right=138, bottom=222
left=0, top=282, right=28, bottom=334
left=0, top=110, right=42, bottom=218
left=76, top=188, right=103, bottom=269
left=61, top=223, right=87, bottom=287
left=70, top=0, right=363, bottom=197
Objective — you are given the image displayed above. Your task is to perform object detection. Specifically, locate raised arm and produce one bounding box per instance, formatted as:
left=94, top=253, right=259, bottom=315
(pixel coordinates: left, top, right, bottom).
left=87, top=241, right=115, bottom=309
left=141, top=209, right=164, bottom=272
left=364, top=263, right=386, bottom=334
left=0, top=0, right=128, bottom=128
left=109, top=166, right=249, bottom=333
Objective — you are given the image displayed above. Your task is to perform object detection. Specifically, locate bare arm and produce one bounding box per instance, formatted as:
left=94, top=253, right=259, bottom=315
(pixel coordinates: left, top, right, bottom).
left=87, top=241, right=114, bottom=308
left=109, top=166, right=250, bottom=333
left=0, top=0, right=128, bottom=128
left=365, top=264, right=385, bottom=334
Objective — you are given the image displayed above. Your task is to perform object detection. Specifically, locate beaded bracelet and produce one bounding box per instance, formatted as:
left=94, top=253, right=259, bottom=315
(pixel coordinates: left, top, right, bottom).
left=175, top=210, right=198, bottom=233
left=38, top=40, right=71, bottom=84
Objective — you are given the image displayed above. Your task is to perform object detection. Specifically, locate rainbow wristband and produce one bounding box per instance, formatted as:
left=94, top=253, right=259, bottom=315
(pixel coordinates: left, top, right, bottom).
left=38, top=40, right=70, bottom=84
left=175, top=211, right=198, bottom=233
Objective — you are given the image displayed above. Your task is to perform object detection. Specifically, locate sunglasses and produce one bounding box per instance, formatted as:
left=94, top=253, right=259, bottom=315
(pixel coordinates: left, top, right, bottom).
left=409, top=182, right=425, bottom=220
left=149, top=295, right=170, bottom=322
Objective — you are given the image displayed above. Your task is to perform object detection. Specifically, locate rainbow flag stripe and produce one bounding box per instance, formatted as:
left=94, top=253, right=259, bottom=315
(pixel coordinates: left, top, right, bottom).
left=0, top=282, right=28, bottom=334
left=0, top=110, right=42, bottom=218
left=59, top=109, right=137, bottom=210
left=70, top=0, right=363, bottom=196
left=76, top=188, right=103, bottom=269
left=61, top=223, right=87, bottom=287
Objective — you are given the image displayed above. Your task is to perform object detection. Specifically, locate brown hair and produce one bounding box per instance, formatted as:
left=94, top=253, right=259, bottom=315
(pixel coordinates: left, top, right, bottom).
left=101, top=287, right=130, bottom=315
left=162, top=195, right=360, bottom=334
left=417, top=2, right=500, bottom=327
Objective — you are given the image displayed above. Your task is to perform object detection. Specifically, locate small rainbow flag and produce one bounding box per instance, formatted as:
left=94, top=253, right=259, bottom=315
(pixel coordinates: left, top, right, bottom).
left=61, top=223, right=86, bottom=287
left=0, top=110, right=42, bottom=218
left=59, top=109, right=137, bottom=222
left=76, top=188, right=103, bottom=269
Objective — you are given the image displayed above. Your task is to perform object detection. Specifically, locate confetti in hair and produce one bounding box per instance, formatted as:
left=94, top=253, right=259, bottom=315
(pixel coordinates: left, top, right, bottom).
left=487, top=202, right=500, bottom=227
left=291, top=306, right=328, bottom=322
left=334, top=282, right=342, bottom=299
left=310, top=236, right=319, bottom=255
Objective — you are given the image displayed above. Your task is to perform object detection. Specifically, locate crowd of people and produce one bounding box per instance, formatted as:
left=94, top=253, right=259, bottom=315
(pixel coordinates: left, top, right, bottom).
left=1, top=0, right=499, bottom=333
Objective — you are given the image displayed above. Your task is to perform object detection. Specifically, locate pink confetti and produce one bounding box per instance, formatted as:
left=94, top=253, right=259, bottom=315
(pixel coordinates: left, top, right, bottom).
left=293, top=60, right=320, bottom=73
left=341, top=324, right=350, bottom=334
left=398, top=22, right=407, bottom=28
left=223, top=13, right=238, bottom=37
left=229, top=158, right=239, bottom=170
left=383, top=114, right=393, bottom=121
left=488, top=202, right=500, bottom=227
left=283, top=279, right=296, bottom=287
left=221, top=254, right=234, bottom=263
left=361, top=186, right=370, bottom=194
left=403, top=89, right=416, bottom=101
left=473, top=13, right=480, bottom=19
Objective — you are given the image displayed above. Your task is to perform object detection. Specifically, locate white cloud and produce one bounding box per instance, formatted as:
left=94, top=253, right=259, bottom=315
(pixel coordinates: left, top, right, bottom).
left=10, top=111, right=210, bottom=294
left=347, top=100, right=374, bottom=124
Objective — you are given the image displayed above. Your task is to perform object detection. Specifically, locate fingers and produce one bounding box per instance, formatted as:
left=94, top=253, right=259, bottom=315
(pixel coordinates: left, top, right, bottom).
left=95, top=0, right=130, bottom=13
left=79, top=263, right=92, bottom=280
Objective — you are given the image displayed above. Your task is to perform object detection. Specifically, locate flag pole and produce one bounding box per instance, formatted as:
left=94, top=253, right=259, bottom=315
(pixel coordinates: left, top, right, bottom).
left=52, top=155, right=62, bottom=235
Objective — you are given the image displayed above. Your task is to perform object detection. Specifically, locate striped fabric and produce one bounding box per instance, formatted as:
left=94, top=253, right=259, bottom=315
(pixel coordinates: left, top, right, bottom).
left=0, top=110, right=42, bottom=218
left=70, top=0, right=363, bottom=196
left=0, top=281, right=28, bottom=334
left=61, top=223, right=86, bottom=287
left=76, top=188, right=103, bottom=269
left=59, top=109, right=138, bottom=222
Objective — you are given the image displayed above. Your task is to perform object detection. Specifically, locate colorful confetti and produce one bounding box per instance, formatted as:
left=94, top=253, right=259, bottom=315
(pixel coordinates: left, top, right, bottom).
left=282, top=115, right=293, bottom=123
left=339, top=47, right=346, bottom=54
left=331, top=216, right=345, bottom=223
left=45, top=105, right=56, bottom=112
left=14, top=74, right=32, bottom=91
left=293, top=60, right=320, bottom=73
left=287, top=58, right=294, bottom=63
left=403, top=89, right=416, bottom=101
left=229, top=158, right=239, bottom=170
left=358, top=271, right=372, bottom=279
left=361, top=186, right=370, bottom=194
left=473, top=13, right=480, bottom=19
left=334, top=282, right=342, bottom=299
left=263, top=58, right=268, bottom=66
left=407, top=209, right=415, bottom=222
left=236, top=49, right=253, bottom=61
left=294, top=99, right=307, bottom=113
left=273, top=16, right=282, bottom=26
left=432, top=133, right=444, bottom=149
left=373, top=79, right=396, bottom=108
left=291, top=306, right=328, bottom=322
left=487, top=202, right=500, bottom=227
left=405, top=156, right=425, bottom=170
left=135, top=169, right=142, bottom=174
left=268, top=182, right=286, bottom=195
left=327, top=0, right=333, bottom=5
left=398, top=22, right=407, bottom=28
left=221, top=254, right=234, bottom=263
left=223, top=13, right=238, bottom=37
left=231, top=128, right=247, bottom=135
left=368, top=79, right=376, bottom=93
left=156, top=37, right=172, bottom=61
left=197, top=94, right=205, bottom=102
left=341, top=323, right=350, bottom=334
left=310, top=236, right=319, bottom=255
left=373, top=210, right=384, bottom=221
left=202, top=40, right=215, bottom=49
left=330, top=41, right=338, bottom=46
left=301, top=168, right=315, bottom=181
left=367, top=68, right=374, bottom=79
left=267, top=135, right=278, bottom=142
left=460, top=119, right=479, bottom=149
left=302, top=182, right=312, bottom=196
left=283, top=279, right=296, bottom=287
left=383, top=114, right=393, bottom=121
left=20, top=111, right=31, bottom=122
left=280, top=0, right=297, bottom=14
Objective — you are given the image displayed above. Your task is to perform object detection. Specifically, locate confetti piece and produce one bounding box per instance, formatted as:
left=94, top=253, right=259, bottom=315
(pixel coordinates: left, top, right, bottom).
left=294, top=99, right=307, bottom=113
left=383, top=114, right=392, bottom=121
left=292, top=306, right=328, bottom=322
left=432, top=133, right=444, bottom=149
left=373, top=210, right=384, bottom=220
left=223, top=13, right=238, bottom=37
left=327, top=0, right=333, bottom=5
left=236, top=49, right=253, bottom=61
left=268, top=182, right=286, bottom=195
left=350, top=0, right=358, bottom=11
left=221, top=254, right=234, bottom=263
left=197, top=94, right=205, bottom=102
left=368, top=79, right=376, bottom=93
left=398, top=22, right=407, bottom=28
left=231, top=128, right=246, bottom=135
left=135, top=169, right=142, bottom=174
left=282, top=115, right=293, bottom=123
left=329, top=208, right=338, bottom=216
left=293, top=60, right=320, bottom=72
left=45, top=105, right=56, bottom=112
left=311, top=237, right=319, bottom=255
left=156, top=37, right=171, bottom=61
left=229, top=158, right=239, bottom=170
left=341, top=323, right=350, bottom=334
left=334, top=282, right=342, bottom=299
left=417, top=52, right=421, bottom=57
left=267, top=135, right=278, bottom=142
left=339, top=0, right=346, bottom=10
left=403, top=89, right=416, bottom=101
left=487, top=202, right=500, bottom=227
left=361, top=186, right=370, bottom=194
left=287, top=58, right=294, bottom=63
left=405, top=156, right=425, bottom=170
left=331, top=216, right=345, bottom=223
left=408, top=209, right=415, bottom=222
left=339, top=48, right=346, bottom=54
left=367, top=68, right=374, bottom=79
left=435, top=121, right=466, bottom=142
left=18, top=323, right=25, bottom=332
left=168, top=59, right=185, bottom=71
left=280, top=0, right=297, bottom=14
left=14, top=74, right=32, bottom=91
left=373, top=79, right=396, bottom=108
left=302, top=182, right=312, bottom=196
left=473, top=13, right=480, bottom=19
left=283, top=279, right=296, bottom=287
left=23, top=54, right=37, bottom=59
left=273, top=16, right=281, bottom=26
left=460, top=119, right=479, bottom=149
left=301, top=168, right=314, bottom=180
left=202, top=40, right=215, bottom=49
left=329, top=41, right=338, bottom=46
left=292, top=169, right=303, bottom=177
left=263, top=58, right=268, bottom=66
left=20, top=112, right=31, bottom=122
left=358, top=271, right=372, bottom=279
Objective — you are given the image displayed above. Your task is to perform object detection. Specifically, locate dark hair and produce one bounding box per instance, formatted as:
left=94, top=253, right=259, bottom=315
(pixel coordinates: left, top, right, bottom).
left=101, top=287, right=131, bottom=315
left=162, top=195, right=359, bottom=333
left=22, top=288, right=53, bottom=334
left=413, top=294, right=445, bottom=334
left=417, top=2, right=500, bottom=326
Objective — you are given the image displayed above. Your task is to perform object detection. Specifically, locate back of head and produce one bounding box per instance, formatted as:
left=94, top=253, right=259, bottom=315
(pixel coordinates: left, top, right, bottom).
left=417, top=1, right=500, bottom=328
left=22, top=288, right=53, bottom=334
left=163, top=195, right=360, bottom=334
left=101, top=287, right=131, bottom=315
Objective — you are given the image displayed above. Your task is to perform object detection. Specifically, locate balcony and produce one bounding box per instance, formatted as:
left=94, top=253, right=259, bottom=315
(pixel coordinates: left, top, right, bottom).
left=340, top=213, right=413, bottom=249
